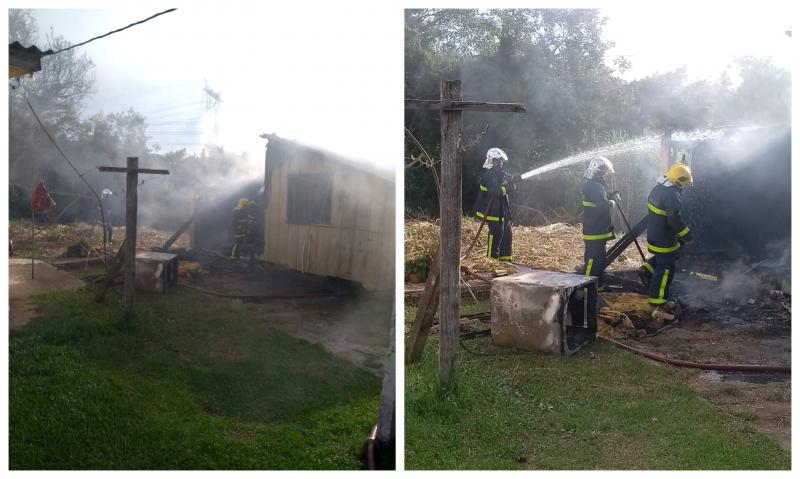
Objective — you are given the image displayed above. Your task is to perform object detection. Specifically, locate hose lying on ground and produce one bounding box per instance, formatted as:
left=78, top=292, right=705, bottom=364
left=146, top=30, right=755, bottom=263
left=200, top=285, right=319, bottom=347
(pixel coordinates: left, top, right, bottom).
left=598, top=334, right=791, bottom=374
left=178, top=283, right=342, bottom=300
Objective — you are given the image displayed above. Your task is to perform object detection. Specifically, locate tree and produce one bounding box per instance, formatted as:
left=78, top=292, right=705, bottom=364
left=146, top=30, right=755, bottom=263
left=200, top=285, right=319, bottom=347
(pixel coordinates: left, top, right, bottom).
left=405, top=9, right=629, bottom=214
left=721, top=57, right=791, bottom=126
left=8, top=9, right=38, bottom=46
left=9, top=9, right=97, bottom=194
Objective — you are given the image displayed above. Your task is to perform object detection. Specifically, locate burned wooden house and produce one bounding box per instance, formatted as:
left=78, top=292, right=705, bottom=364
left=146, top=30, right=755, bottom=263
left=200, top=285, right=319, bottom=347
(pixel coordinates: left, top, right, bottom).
left=259, top=134, right=395, bottom=291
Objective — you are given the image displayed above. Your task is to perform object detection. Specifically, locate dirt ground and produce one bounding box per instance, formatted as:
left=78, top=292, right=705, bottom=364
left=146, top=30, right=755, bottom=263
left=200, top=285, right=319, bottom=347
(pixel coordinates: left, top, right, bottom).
left=8, top=259, right=85, bottom=328
left=624, top=308, right=791, bottom=450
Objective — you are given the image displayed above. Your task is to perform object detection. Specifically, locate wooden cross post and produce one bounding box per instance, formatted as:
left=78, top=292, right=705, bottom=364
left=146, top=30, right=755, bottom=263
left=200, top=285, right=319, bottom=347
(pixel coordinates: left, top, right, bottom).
left=405, top=80, right=525, bottom=393
left=99, top=157, right=169, bottom=318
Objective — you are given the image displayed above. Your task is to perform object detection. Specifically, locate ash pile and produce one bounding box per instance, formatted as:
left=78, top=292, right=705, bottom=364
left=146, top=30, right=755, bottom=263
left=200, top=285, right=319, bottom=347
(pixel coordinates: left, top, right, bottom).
left=599, top=258, right=791, bottom=340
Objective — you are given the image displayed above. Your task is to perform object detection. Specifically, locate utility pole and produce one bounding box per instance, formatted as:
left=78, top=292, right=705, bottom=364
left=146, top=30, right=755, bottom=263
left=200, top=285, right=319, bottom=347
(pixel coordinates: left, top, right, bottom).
left=405, top=80, right=525, bottom=393
left=99, top=157, right=169, bottom=318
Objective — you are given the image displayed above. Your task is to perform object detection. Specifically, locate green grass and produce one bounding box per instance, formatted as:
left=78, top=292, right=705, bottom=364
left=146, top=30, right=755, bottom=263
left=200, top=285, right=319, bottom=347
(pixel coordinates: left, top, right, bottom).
left=404, top=301, right=790, bottom=470
left=10, top=288, right=381, bottom=470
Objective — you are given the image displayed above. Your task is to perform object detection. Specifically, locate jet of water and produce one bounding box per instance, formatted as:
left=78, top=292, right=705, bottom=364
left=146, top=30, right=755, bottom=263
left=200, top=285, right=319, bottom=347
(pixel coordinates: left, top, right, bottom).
left=519, top=130, right=725, bottom=181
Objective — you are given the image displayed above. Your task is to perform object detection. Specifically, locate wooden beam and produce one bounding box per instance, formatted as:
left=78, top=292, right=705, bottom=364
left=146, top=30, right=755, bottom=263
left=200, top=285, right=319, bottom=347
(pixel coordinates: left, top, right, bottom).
left=160, top=217, right=193, bottom=251
left=98, top=166, right=169, bottom=175
left=405, top=249, right=441, bottom=364
left=438, top=80, right=462, bottom=393
left=405, top=99, right=526, bottom=113
left=94, top=239, right=127, bottom=302
left=124, top=157, right=139, bottom=318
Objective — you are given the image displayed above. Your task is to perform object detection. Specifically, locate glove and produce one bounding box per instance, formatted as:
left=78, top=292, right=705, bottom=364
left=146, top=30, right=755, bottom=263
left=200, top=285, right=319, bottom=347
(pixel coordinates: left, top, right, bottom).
left=611, top=191, right=622, bottom=202
left=608, top=199, right=616, bottom=208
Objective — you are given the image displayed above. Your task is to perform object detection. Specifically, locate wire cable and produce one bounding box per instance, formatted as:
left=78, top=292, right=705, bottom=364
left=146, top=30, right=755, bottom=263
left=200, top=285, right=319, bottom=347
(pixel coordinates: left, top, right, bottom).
left=48, top=8, right=178, bottom=56
left=24, top=96, right=109, bottom=265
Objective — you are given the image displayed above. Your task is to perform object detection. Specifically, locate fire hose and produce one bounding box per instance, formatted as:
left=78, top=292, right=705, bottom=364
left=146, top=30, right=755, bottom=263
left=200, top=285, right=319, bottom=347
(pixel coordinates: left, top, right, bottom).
left=598, top=334, right=791, bottom=374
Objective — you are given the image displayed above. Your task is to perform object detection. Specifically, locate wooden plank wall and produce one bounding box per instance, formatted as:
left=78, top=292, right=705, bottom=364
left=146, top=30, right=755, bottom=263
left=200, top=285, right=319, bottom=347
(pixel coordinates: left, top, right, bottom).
left=264, top=151, right=394, bottom=291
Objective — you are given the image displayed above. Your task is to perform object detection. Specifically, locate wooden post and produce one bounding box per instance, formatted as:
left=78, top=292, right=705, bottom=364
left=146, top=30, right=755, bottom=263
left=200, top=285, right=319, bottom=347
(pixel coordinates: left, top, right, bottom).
left=98, top=158, right=169, bottom=319
left=438, top=80, right=463, bottom=393
left=124, top=156, right=139, bottom=318
left=405, top=83, right=525, bottom=393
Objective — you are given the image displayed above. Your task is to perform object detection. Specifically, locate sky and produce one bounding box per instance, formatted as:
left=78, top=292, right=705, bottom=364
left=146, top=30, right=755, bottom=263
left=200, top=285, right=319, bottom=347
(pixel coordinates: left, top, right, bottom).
left=601, top=2, right=793, bottom=83
left=25, top=4, right=401, bottom=172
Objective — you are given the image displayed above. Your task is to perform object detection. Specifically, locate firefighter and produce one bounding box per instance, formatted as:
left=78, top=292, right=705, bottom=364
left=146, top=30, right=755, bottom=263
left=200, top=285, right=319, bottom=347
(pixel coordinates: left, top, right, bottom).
left=639, top=163, right=694, bottom=310
left=472, top=147, right=513, bottom=261
left=100, top=188, right=114, bottom=246
left=581, top=156, right=619, bottom=291
left=230, top=198, right=256, bottom=259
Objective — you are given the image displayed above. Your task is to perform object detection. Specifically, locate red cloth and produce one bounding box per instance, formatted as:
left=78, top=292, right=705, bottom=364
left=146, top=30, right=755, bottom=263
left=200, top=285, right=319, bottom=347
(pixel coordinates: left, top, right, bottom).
left=31, top=181, right=56, bottom=213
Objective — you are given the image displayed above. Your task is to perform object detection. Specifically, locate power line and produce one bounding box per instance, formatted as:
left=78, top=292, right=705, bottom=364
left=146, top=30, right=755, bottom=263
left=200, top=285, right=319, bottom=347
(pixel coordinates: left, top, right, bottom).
left=145, top=121, right=201, bottom=125
left=100, top=83, right=197, bottom=91
left=48, top=8, right=178, bottom=56
left=147, top=132, right=205, bottom=135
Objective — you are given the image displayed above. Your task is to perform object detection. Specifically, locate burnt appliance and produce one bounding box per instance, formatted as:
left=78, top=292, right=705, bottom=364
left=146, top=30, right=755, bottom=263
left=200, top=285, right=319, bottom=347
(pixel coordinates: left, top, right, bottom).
left=135, top=251, right=178, bottom=293
left=491, top=270, right=597, bottom=355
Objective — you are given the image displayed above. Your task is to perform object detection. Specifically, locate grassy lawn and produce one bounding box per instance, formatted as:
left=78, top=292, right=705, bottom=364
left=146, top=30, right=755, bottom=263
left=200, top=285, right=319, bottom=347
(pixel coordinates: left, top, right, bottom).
left=10, top=288, right=381, bottom=470
left=404, top=300, right=790, bottom=470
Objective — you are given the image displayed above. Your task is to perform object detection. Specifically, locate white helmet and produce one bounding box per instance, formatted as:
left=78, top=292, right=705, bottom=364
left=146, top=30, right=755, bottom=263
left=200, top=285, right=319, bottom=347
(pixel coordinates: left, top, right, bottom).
left=101, top=188, right=113, bottom=198
left=585, top=156, right=614, bottom=179
left=482, top=147, right=509, bottom=169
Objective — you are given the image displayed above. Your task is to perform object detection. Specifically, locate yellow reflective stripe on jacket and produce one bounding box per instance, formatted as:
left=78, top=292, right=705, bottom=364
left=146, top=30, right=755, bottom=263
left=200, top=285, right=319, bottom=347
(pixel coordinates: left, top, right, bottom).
left=646, top=242, right=681, bottom=253
left=642, top=261, right=654, bottom=273
left=500, top=186, right=507, bottom=195
left=476, top=211, right=500, bottom=221
left=677, top=226, right=690, bottom=237
left=582, top=232, right=613, bottom=240
left=647, top=202, right=667, bottom=216
left=479, top=185, right=488, bottom=191
left=581, top=201, right=596, bottom=207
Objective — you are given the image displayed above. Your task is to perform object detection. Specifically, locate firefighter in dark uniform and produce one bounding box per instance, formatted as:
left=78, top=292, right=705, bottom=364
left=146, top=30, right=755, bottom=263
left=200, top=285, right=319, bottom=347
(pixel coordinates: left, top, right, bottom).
left=473, top=147, right=513, bottom=260
left=639, top=163, right=694, bottom=310
left=100, top=188, right=114, bottom=246
left=230, top=198, right=256, bottom=259
left=581, top=156, right=618, bottom=291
